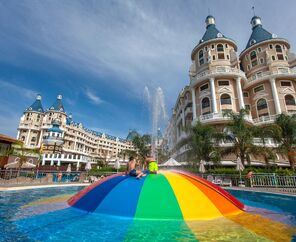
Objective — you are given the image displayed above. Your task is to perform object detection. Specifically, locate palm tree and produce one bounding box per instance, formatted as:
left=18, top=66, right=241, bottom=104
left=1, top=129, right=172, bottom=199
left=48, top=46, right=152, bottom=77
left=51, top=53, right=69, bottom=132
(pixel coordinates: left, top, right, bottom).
left=119, top=149, right=137, bottom=162
left=9, top=141, right=41, bottom=174
left=274, top=113, right=296, bottom=170
left=180, top=121, right=221, bottom=167
left=222, top=109, right=257, bottom=166
left=253, top=124, right=281, bottom=168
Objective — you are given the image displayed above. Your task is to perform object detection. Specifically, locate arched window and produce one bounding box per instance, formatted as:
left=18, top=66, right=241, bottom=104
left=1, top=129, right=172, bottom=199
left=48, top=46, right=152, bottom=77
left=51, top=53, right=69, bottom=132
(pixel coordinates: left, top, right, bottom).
left=257, top=99, right=268, bottom=110
left=202, top=97, right=210, bottom=109
left=276, top=45, right=284, bottom=60
left=31, top=137, right=36, bottom=142
left=21, top=136, right=25, bottom=141
left=285, top=95, right=295, bottom=106
left=250, top=51, right=257, bottom=67
left=220, top=94, right=232, bottom=105
left=275, top=45, right=282, bottom=53
left=217, top=44, right=224, bottom=59
left=199, top=50, right=204, bottom=65
left=217, top=44, right=224, bottom=52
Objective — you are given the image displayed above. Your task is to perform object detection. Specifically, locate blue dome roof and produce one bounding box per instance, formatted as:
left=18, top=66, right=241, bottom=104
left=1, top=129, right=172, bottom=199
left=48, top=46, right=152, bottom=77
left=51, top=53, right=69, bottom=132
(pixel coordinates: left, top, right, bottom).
left=199, top=16, right=229, bottom=43
left=49, top=95, right=65, bottom=112
left=25, top=95, right=44, bottom=113
left=48, top=120, right=63, bottom=133
left=200, top=24, right=225, bottom=42
left=66, top=113, right=73, bottom=125
left=48, top=126, right=63, bottom=133
left=245, top=16, right=273, bottom=49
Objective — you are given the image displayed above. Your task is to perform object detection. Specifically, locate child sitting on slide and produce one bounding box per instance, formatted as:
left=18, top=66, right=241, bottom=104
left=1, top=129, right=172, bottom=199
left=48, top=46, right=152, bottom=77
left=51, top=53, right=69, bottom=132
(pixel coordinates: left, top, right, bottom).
left=144, top=156, right=158, bottom=174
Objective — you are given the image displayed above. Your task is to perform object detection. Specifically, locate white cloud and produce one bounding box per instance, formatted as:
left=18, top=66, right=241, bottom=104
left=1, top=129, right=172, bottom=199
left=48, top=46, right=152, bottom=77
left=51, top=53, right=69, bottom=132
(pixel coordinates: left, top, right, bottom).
left=85, top=89, right=103, bottom=105
left=1, top=0, right=296, bottom=111
left=0, top=0, right=197, bottom=106
left=0, top=80, right=37, bottom=99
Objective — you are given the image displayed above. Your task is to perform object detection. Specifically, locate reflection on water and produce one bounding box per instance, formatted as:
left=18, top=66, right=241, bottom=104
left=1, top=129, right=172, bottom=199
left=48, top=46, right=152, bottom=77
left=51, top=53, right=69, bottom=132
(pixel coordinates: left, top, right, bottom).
left=1, top=186, right=296, bottom=241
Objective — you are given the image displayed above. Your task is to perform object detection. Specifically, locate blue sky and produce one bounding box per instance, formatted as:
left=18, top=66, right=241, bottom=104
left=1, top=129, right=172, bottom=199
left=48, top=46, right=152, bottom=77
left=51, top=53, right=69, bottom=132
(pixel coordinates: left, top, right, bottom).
left=0, top=0, right=296, bottom=138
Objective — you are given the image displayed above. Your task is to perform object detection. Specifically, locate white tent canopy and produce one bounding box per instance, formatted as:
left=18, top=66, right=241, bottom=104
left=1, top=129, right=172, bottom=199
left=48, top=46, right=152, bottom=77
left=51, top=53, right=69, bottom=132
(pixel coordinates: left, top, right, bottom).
left=159, top=158, right=182, bottom=167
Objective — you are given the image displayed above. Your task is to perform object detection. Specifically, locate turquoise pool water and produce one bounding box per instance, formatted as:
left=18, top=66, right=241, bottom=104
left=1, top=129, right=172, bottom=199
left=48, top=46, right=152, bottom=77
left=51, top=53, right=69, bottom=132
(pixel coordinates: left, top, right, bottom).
left=0, top=186, right=295, bottom=241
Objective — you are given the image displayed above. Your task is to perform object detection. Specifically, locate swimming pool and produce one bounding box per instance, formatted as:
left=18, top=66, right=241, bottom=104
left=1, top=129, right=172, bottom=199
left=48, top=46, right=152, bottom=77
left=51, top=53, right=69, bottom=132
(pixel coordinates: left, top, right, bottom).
left=0, top=186, right=295, bottom=241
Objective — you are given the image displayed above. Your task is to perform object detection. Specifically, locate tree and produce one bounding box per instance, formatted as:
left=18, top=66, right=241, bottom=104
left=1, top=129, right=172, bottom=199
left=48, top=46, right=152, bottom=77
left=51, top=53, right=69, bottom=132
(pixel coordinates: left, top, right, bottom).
left=252, top=124, right=281, bottom=168
left=222, top=109, right=258, bottom=165
left=119, top=149, right=137, bottom=162
left=274, top=113, right=296, bottom=170
left=132, top=134, right=151, bottom=162
left=9, top=141, right=41, bottom=174
left=180, top=121, right=221, bottom=167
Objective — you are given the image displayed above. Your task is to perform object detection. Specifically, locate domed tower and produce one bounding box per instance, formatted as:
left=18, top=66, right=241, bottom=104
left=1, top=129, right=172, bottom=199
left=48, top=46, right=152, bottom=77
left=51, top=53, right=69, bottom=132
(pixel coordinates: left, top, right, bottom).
left=44, top=95, right=67, bottom=128
left=190, top=16, right=247, bottom=126
left=240, top=16, right=296, bottom=124
left=42, top=119, right=64, bottom=154
left=17, top=94, right=44, bottom=148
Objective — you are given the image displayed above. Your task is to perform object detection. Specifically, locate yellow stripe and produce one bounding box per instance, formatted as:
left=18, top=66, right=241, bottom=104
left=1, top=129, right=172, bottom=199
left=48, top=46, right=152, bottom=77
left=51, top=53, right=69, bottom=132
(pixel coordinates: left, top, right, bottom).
left=163, top=171, right=222, bottom=220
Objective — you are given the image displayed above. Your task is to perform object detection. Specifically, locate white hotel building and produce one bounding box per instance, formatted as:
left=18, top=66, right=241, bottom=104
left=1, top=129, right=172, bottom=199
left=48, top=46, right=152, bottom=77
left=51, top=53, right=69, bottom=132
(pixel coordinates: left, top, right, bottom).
left=17, top=94, right=134, bottom=170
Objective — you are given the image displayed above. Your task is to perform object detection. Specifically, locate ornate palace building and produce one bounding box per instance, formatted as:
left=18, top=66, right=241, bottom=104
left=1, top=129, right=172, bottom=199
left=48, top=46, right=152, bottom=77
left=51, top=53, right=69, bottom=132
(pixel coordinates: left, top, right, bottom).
left=165, top=15, right=296, bottom=166
left=17, top=95, right=134, bottom=170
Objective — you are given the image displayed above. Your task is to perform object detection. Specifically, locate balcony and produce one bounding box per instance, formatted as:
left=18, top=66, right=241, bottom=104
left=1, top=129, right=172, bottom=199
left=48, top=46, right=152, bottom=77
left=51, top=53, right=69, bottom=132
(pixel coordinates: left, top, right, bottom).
left=191, top=66, right=246, bottom=86
left=253, top=115, right=277, bottom=125
left=247, top=68, right=296, bottom=85
left=198, top=112, right=253, bottom=124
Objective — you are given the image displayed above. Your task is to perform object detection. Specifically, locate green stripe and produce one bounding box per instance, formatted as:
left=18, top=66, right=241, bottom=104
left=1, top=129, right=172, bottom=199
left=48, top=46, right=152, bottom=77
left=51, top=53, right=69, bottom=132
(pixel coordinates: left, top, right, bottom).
left=135, top=174, right=183, bottom=219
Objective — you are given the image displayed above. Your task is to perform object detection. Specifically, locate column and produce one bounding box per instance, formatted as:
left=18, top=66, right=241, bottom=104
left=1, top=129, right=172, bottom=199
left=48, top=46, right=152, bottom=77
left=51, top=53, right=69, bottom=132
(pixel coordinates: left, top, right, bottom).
left=270, top=78, right=281, bottom=114
left=210, top=78, right=218, bottom=113
left=191, top=88, right=197, bottom=120
left=37, top=130, right=43, bottom=147
left=42, top=155, right=45, bottom=166
left=16, top=131, right=20, bottom=140
left=25, top=129, right=31, bottom=146
left=236, top=77, right=245, bottom=109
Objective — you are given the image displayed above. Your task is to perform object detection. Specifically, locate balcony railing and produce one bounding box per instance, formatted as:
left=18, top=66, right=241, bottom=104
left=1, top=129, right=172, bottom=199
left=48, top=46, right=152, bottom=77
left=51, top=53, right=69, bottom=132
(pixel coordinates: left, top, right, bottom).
left=199, top=112, right=253, bottom=123
left=248, top=68, right=296, bottom=83
left=253, top=115, right=277, bottom=124
left=193, top=66, right=246, bottom=81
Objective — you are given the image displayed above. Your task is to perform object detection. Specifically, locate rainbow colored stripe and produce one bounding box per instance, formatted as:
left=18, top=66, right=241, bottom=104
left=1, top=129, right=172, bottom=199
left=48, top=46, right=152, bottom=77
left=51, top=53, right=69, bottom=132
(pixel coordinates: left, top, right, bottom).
left=68, top=170, right=244, bottom=220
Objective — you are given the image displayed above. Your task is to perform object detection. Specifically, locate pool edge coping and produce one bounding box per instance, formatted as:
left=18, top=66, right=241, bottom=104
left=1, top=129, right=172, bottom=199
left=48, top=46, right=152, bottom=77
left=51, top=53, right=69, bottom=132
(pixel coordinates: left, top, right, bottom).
left=225, top=187, right=296, bottom=197
left=0, top=183, right=90, bottom=191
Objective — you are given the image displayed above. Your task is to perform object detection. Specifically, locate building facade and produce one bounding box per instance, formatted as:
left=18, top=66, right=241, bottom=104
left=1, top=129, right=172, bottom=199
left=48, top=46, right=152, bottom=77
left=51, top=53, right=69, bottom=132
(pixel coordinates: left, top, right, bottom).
left=17, top=95, right=134, bottom=170
left=165, top=15, right=296, bottom=167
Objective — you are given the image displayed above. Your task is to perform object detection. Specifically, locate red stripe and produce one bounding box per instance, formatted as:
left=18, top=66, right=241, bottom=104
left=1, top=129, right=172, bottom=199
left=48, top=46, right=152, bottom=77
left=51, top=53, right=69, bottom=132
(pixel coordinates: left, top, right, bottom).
left=68, top=172, right=125, bottom=206
left=173, top=170, right=244, bottom=210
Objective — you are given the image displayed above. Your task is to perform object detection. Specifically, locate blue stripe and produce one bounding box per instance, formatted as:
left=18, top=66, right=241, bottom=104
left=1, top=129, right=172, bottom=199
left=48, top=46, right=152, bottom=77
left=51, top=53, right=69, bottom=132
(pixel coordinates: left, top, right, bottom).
left=95, top=176, right=146, bottom=217
left=72, top=175, right=126, bottom=212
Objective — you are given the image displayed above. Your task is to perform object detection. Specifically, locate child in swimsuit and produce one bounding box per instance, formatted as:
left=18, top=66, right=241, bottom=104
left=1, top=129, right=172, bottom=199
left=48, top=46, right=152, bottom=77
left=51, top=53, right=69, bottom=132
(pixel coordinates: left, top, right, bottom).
left=126, top=156, right=145, bottom=179
left=144, top=157, right=158, bottom=174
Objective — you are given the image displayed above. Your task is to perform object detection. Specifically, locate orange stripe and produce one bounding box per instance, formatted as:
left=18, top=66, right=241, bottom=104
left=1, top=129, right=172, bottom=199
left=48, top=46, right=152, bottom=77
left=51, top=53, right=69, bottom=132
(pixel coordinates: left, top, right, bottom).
left=179, top=173, right=242, bottom=216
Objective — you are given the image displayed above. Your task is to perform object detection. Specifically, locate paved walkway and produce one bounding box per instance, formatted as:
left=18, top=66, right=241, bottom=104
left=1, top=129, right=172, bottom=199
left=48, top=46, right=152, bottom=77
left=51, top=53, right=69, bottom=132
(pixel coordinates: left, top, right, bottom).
left=0, top=183, right=90, bottom=191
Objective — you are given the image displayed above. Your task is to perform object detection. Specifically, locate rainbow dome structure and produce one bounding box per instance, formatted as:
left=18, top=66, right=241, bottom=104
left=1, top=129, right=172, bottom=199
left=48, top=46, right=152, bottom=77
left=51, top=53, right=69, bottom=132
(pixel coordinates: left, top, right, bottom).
left=68, top=170, right=244, bottom=220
